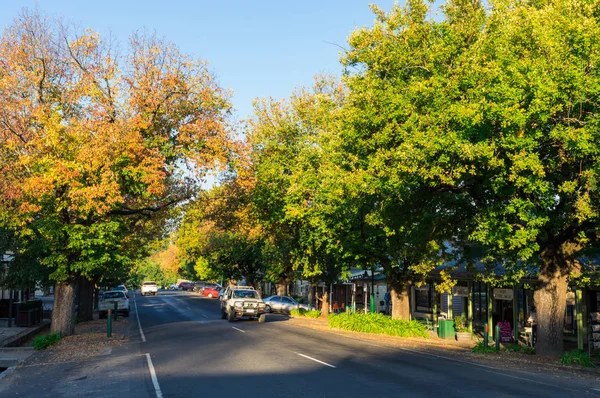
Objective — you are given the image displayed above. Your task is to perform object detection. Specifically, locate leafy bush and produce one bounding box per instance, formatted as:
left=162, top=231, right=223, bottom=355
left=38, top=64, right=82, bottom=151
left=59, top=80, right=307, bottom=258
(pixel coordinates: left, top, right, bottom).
left=17, top=300, right=43, bottom=310
left=32, top=332, right=62, bottom=350
left=560, top=349, right=596, bottom=367
left=502, top=344, right=535, bottom=355
left=454, top=315, right=467, bottom=332
left=290, top=308, right=321, bottom=318
left=328, top=312, right=428, bottom=338
left=472, top=341, right=497, bottom=354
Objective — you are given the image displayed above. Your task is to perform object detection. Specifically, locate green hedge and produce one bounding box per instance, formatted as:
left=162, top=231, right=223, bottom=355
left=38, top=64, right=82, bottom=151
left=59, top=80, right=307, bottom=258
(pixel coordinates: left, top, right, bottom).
left=18, top=300, right=43, bottom=310
left=328, top=312, right=428, bottom=338
left=290, top=308, right=322, bottom=318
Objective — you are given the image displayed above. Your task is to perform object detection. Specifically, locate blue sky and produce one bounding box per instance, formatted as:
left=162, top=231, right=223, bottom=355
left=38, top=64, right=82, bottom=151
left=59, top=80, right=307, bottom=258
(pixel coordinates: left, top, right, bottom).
left=0, top=1, right=398, bottom=121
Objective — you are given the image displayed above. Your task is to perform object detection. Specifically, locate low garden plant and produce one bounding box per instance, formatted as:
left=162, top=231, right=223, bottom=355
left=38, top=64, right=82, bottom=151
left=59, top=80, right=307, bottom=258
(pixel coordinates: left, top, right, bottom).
left=472, top=341, right=497, bottom=354
left=328, top=312, right=428, bottom=338
left=290, top=308, right=321, bottom=318
left=560, top=349, right=596, bottom=367
left=32, top=332, right=62, bottom=351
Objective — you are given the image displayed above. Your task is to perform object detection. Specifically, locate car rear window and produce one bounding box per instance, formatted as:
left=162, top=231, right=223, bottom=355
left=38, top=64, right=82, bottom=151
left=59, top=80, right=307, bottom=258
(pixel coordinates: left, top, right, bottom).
left=104, top=292, right=125, bottom=299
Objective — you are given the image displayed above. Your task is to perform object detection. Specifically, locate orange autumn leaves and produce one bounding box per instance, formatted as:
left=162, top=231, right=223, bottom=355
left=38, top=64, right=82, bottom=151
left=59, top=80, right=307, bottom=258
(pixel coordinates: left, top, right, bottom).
left=0, top=11, right=234, bottom=227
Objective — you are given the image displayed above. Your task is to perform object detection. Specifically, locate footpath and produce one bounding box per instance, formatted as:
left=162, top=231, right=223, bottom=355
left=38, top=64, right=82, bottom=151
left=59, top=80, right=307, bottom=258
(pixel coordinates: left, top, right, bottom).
left=0, top=309, right=155, bottom=397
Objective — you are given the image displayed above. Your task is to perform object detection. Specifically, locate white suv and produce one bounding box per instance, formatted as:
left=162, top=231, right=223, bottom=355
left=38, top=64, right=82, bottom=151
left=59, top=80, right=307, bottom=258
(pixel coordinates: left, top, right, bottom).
left=141, top=281, right=158, bottom=296
left=220, top=286, right=266, bottom=322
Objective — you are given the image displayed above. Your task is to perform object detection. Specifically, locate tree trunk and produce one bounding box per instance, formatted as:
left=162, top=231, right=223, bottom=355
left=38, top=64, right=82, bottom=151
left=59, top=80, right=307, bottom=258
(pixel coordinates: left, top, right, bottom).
left=276, top=283, right=287, bottom=296
left=93, top=286, right=100, bottom=310
left=320, top=291, right=329, bottom=318
left=52, top=280, right=76, bottom=336
left=77, top=276, right=94, bottom=322
left=534, top=262, right=569, bottom=357
left=308, top=285, right=314, bottom=309
left=390, top=281, right=410, bottom=320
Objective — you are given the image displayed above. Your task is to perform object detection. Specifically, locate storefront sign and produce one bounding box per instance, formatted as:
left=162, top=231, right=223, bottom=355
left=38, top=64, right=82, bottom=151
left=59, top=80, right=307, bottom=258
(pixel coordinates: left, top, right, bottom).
left=493, top=288, right=513, bottom=301
left=498, top=321, right=513, bottom=343
left=452, top=286, right=469, bottom=297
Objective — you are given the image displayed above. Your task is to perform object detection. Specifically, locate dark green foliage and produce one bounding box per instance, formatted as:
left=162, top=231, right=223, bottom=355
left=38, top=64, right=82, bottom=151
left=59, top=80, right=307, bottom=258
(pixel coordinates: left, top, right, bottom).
left=290, top=308, right=321, bottom=318
left=328, top=312, right=428, bottom=338
left=453, top=315, right=467, bottom=332
left=32, top=332, right=62, bottom=350
left=472, top=341, right=497, bottom=354
left=17, top=300, right=42, bottom=311
left=560, top=350, right=595, bottom=367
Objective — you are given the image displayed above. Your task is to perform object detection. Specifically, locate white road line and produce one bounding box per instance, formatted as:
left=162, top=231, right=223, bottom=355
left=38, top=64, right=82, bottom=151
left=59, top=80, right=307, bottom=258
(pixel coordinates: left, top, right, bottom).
left=284, top=325, right=584, bottom=394
left=232, top=327, right=246, bottom=333
left=134, top=296, right=146, bottom=343
left=201, top=314, right=209, bottom=319
left=294, top=352, right=336, bottom=368
left=145, top=353, right=163, bottom=398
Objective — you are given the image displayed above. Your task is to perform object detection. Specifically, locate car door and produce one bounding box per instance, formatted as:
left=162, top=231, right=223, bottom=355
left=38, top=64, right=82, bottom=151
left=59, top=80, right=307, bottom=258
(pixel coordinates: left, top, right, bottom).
left=269, top=296, right=282, bottom=313
left=281, top=297, right=297, bottom=314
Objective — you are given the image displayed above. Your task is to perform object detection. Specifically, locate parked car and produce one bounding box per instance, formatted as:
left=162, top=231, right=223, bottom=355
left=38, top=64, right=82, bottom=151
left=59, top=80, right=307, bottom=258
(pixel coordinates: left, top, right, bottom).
left=179, top=281, right=195, bottom=291
left=99, top=290, right=130, bottom=318
left=113, top=285, right=128, bottom=297
left=194, top=281, right=220, bottom=294
left=202, top=286, right=221, bottom=298
left=141, top=281, right=158, bottom=296
left=262, top=295, right=309, bottom=314
left=220, top=286, right=266, bottom=322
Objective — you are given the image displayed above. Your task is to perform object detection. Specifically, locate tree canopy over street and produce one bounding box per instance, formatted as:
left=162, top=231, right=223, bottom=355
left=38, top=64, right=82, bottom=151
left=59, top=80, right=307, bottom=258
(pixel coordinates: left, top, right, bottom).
left=1, top=0, right=599, bottom=357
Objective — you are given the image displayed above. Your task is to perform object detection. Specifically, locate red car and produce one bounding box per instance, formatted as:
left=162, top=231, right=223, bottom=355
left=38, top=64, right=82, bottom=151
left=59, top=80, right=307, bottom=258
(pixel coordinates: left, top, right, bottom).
left=202, top=286, right=221, bottom=298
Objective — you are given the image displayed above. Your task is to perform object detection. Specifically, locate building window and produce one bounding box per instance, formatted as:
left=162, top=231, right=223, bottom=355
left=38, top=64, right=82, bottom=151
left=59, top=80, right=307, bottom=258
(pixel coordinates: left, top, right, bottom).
left=415, top=285, right=433, bottom=313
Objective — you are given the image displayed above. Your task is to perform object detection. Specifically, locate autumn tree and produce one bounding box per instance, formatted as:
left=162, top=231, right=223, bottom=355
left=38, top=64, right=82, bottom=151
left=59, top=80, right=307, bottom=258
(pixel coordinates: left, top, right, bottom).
left=0, top=11, right=232, bottom=335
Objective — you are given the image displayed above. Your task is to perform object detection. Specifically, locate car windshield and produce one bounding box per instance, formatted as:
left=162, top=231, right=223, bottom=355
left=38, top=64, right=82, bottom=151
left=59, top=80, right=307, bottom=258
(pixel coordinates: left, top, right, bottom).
left=104, top=292, right=125, bottom=299
left=143, top=282, right=156, bottom=285
left=232, top=290, right=258, bottom=299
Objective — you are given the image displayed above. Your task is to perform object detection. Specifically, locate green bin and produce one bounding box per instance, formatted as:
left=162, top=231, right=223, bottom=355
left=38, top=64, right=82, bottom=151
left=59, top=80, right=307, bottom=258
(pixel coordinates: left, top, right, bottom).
left=438, top=319, right=455, bottom=339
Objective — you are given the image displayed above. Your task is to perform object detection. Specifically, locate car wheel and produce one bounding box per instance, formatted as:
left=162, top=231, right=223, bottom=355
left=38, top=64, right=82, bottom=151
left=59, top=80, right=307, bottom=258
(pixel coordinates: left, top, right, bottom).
left=265, top=305, right=272, bottom=313
left=227, top=308, right=236, bottom=322
left=208, top=293, right=213, bottom=298
left=124, top=310, right=130, bottom=317
left=221, top=309, right=227, bottom=319
left=258, top=314, right=266, bottom=323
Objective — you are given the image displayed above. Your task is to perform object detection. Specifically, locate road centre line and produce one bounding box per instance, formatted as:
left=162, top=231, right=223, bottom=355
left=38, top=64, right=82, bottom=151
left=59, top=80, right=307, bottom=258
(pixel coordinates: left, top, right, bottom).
left=133, top=295, right=146, bottom=343
left=145, top=353, right=163, bottom=398
left=283, top=325, right=584, bottom=395
left=232, top=327, right=246, bottom=333
left=294, top=352, right=336, bottom=368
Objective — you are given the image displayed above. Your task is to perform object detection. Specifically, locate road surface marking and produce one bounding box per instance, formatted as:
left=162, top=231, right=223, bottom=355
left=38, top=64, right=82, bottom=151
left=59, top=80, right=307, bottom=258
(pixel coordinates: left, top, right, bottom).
left=145, top=353, right=163, bottom=398
left=201, top=314, right=209, bottom=319
left=133, top=296, right=146, bottom=342
left=232, top=327, right=246, bottom=333
left=286, top=325, right=582, bottom=394
left=294, top=352, right=336, bottom=368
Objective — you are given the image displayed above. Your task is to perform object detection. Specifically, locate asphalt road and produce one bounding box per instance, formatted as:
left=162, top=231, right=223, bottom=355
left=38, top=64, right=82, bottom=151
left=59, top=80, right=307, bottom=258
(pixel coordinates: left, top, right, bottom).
left=132, top=290, right=600, bottom=398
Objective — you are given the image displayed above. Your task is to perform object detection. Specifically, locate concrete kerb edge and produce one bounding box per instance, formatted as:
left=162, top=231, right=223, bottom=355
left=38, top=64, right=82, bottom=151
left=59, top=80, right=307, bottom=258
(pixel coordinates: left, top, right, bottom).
left=0, top=366, right=17, bottom=381
left=0, top=320, right=50, bottom=348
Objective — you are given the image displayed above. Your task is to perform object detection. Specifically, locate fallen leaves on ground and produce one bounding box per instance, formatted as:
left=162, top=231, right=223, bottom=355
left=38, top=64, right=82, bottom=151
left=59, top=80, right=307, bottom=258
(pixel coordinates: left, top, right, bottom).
left=25, top=315, right=129, bottom=366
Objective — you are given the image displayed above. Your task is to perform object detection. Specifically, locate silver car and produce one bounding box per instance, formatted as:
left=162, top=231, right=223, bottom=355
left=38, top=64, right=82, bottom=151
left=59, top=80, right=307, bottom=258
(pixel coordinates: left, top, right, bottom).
left=262, top=296, right=308, bottom=314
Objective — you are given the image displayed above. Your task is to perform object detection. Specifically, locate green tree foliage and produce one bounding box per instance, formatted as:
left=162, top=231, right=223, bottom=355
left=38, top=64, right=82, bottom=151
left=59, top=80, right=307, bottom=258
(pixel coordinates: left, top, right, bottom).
left=339, top=0, right=600, bottom=356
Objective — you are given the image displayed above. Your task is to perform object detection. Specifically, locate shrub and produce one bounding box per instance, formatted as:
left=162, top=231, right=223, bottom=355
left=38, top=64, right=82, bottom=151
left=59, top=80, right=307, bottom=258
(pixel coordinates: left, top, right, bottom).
left=560, top=349, right=595, bottom=368
left=328, top=312, right=428, bottom=338
left=454, top=315, right=467, bottom=332
left=472, top=341, right=497, bottom=354
left=32, top=332, right=62, bottom=350
left=290, top=308, right=322, bottom=318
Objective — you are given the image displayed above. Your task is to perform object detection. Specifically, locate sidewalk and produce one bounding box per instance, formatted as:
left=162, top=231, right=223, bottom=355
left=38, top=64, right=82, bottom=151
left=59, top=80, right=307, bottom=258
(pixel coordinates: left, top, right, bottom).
left=0, top=314, right=154, bottom=397
left=0, top=319, right=50, bottom=348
